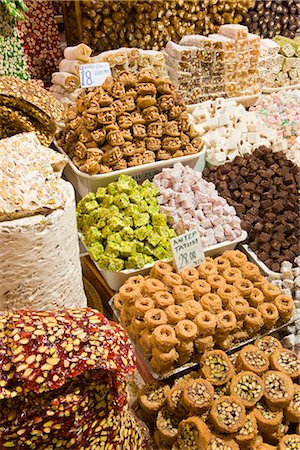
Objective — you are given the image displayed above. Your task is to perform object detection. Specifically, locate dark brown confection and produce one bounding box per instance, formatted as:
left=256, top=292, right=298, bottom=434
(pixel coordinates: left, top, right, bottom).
left=203, top=147, right=300, bottom=270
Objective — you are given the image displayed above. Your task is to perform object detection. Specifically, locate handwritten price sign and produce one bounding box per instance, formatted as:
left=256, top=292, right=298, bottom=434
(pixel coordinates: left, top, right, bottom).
left=79, top=62, right=111, bottom=88
left=170, top=230, right=205, bottom=272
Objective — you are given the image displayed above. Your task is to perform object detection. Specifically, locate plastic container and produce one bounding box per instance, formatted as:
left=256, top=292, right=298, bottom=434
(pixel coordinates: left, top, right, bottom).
left=262, top=83, right=300, bottom=94
left=186, top=93, right=261, bottom=113
left=54, top=140, right=206, bottom=197
left=83, top=230, right=247, bottom=291
left=110, top=296, right=294, bottom=380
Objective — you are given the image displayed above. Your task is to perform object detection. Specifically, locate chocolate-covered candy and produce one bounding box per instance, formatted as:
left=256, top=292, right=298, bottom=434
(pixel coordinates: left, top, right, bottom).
left=204, top=146, right=300, bottom=271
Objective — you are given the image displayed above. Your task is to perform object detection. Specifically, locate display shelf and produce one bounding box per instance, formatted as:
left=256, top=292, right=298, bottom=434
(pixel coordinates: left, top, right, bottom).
left=262, top=83, right=300, bottom=93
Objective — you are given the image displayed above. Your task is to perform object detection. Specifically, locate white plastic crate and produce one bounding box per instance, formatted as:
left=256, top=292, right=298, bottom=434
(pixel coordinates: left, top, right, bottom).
left=54, top=140, right=206, bottom=197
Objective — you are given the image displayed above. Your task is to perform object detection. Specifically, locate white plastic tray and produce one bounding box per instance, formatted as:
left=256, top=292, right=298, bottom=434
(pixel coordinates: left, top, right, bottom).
left=83, top=230, right=247, bottom=291
left=240, top=243, right=277, bottom=276
left=262, top=83, right=300, bottom=93
left=187, top=93, right=261, bottom=112
left=54, top=140, right=206, bottom=197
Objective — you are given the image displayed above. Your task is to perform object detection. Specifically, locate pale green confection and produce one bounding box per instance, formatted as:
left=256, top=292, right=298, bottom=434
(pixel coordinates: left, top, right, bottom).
left=116, top=174, right=138, bottom=193
left=125, top=204, right=139, bottom=216
left=144, top=255, right=154, bottom=264
left=120, top=226, right=134, bottom=241
left=147, top=232, right=161, bottom=247
left=107, top=182, right=118, bottom=195
left=97, top=218, right=107, bottom=229
left=85, top=226, right=102, bottom=245
left=107, top=216, right=124, bottom=231
left=134, top=241, right=144, bottom=253
left=153, top=245, right=171, bottom=260
left=147, top=199, right=160, bottom=215
left=134, top=226, right=149, bottom=241
left=129, top=190, right=143, bottom=204
left=133, top=212, right=150, bottom=228
left=88, top=242, right=104, bottom=261
left=123, top=216, right=133, bottom=227
left=107, top=258, right=124, bottom=272
left=95, top=187, right=106, bottom=201
left=113, top=192, right=130, bottom=209
left=100, top=225, right=112, bottom=239
left=77, top=174, right=176, bottom=271
left=125, top=253, right=147, bottom=269
left=107, top=233, right=123, bottom=245
left=138, top=200, right=148, bottom=212
left=105, top=242, right=120, bottom=257
left=101, top=194, right=114, bottom=207
left=119, top=241, right=136, bottom=258
left=152, top=213, right=167, bottom=227
left=97, top=254, right=110, bottom=269
left=143, top=243, right=154, bottom=255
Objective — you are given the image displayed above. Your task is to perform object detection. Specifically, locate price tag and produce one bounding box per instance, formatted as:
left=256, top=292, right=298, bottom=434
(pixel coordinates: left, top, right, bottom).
left=79, top=62, right=111, bottom=88
left=170, top=230, right=205, bottom=272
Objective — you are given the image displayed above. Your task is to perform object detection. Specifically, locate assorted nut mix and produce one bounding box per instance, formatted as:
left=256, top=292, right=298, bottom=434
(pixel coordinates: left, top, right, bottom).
left=58, top=70, right=201, bottom=175
left=0, top=308, right=149, bottom=449
left=114, top=251, right=293, bottom=374
left=137, top=342, right=299, bottom=449
left=203, top=146, right=300, bottom=272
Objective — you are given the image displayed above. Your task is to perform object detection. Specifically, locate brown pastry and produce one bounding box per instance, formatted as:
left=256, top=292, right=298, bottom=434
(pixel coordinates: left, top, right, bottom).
left=175, top=416, right=211, bottom=450
left=230, top=371, right=264, bottom=407
left=269, top=349, right=300, bottom=380
left=263, top=370, right=294, bottom=408
left=183, top=378, right=214, bottom=413
left=210, top=395, right=246, bottom=433
left=237, top=345, right=269, bottom=375
left=200, top=350, right=234, bottom=386
left=139, top=381, right=170, bottom=415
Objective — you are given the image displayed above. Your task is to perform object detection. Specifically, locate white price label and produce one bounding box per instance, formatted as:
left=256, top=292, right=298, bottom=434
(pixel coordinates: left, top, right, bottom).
left=170, top=230, right=205, bottom=272
left=79, top=62, right=111, bottom=88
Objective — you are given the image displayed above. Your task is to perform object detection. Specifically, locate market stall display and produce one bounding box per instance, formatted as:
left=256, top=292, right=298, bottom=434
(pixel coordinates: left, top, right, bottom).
left=0, top=308, right=149, bottom=449
left=50, top=45, right=169, bottom=106
left=137, top=340, right=300, bottom=448
left=203, top=146, right=300, bottom=272
left=190, top=97, right=277, bottom=165
left=153, top=162, right=243, bottom=247
left=250, top=90, right=300, bottom=166
left=77, top=175, right=176, bottom=271
left=165, top=24, right=260, bottom=104
left=57, top=69, right=202, bottom=175
left=18, top=0, right=63, bottom=84
left=258, top=37, right=300, bottom=90
left=0, top=76, right=64, bottom=145
left=242, top=0, right=299, bottom=39
left=113, top=251, right=294, bottom=374
left=0, top=132, right=86, bottom=310
left=63, top=0, right=255, bottom=53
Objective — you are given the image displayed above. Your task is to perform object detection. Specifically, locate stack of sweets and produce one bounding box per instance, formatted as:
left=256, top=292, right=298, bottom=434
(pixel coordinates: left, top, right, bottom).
left=164, top=41, right=203, bottom=105
left=258, top=37, right=300, bottom=89
left=49, top=43, right=91, bottom=106
left=93, top=48, right=169, bottom=78
left=165, top=24, right=260, bottom=104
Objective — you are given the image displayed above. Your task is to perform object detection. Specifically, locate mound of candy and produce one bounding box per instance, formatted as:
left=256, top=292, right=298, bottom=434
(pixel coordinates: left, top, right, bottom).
left=58, top=69, right=202, bottom=175
left=153, top=162, right=242, bottom=248
left=77, top=175, right=176, bottom=271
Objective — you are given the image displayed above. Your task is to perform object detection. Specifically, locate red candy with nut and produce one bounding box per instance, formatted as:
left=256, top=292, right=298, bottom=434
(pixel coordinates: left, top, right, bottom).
left=0, top=309, right=148, bottom=449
